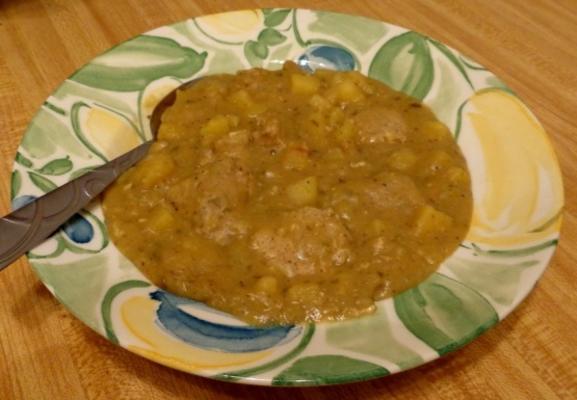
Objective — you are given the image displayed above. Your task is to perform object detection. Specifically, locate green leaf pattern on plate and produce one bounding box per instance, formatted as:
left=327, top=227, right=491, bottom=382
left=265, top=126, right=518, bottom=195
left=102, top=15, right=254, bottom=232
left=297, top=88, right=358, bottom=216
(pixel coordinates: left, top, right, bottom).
left=394, top=273, right=499, bottom=355
left=258, top=28, right=287, bottom=46
left=264, top=9, right=291, bottom=27
left=15, top=152, right=33, bottom=168
left=36, top=157, right=73, bottom=176
left=28, top=171, right=57, bottom=193
left=425, top=43, right=474, bottom=129
left=272, top=355, right=389, bottom=386
left=33, top=255, right=109, bottom=334
left=369, top=32, right=434, bottom=100
left=244, top=40, right=268, bottom=67
left=326, top=306, right=424, bottom=370
left=309, top=11, right=388, bottom=53
left=70, top=36, right=207, bottom=92
left=10, top=170, right=21, bottom=200
left=12, top=9, right=561, bottom=386
left=446, top=257, right=538, bottom=308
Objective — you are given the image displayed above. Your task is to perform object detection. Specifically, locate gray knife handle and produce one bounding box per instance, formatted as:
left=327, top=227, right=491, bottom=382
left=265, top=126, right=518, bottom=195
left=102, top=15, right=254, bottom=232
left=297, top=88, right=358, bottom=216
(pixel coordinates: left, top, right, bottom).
left=0, top=142, right=151, bottom=271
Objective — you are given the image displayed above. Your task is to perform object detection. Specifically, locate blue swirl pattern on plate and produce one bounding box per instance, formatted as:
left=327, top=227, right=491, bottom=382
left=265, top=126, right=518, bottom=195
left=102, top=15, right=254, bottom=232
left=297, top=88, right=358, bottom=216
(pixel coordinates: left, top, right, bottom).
left=151, top=291, right=301, bottom=353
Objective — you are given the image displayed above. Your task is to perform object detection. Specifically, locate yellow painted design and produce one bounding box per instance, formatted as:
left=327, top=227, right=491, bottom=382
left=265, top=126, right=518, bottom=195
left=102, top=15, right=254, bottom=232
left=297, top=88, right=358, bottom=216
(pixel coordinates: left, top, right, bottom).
left=84, top=105, right=142, bottom=159
left=196, top=10, right=263, bottom=41
left=464, top=89, right=563, bottom=246
left=120, top=296, right=272, bottom=372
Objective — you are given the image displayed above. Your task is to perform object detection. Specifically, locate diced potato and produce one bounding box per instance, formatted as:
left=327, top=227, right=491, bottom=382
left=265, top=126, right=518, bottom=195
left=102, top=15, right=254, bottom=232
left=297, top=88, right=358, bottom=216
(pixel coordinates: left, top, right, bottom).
left=291, top=74, right=321, bottom=95
left=446, top=167, right=470, bottom=185
left=427, top=150, right=453, bottom=174
left=332, top=198, right=355, bottom=222
left=228, top=90, right=267, bottom=115
left=308, top=94, right=330, bottom=110
left=388, top=148, right=417, bottom=171
left=148, top=206, right=175, bottom=232
left=200, top=115, right=238, bottom=146
left=445, top=166, right=470, bottom=185
left=422, top=120, right=452, bottom=142
left=414, top=204, right=453, bottom=237
left=286, top=282, right=322, bottom=304
left=228, top=89, right=253, bottom=109
left=286, top=176, right=318, bottom=206
left=334, top=79, right=365, bottom=102
left=282, top=148, right=310, bottom=170
left=255, top=276, right=279, bottom=294
left=136, top=153, right=175, bottom=188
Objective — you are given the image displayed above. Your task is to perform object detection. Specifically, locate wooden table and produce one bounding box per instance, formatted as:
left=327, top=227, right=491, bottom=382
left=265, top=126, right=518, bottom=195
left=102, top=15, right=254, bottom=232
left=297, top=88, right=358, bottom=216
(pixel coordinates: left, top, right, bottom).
left=1, top=0, right=576, bottom=398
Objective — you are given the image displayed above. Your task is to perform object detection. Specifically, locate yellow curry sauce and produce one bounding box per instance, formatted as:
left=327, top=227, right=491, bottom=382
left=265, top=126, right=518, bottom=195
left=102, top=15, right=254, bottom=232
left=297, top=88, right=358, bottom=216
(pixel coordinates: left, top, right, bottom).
left=102, top=62, right=472, bottom=325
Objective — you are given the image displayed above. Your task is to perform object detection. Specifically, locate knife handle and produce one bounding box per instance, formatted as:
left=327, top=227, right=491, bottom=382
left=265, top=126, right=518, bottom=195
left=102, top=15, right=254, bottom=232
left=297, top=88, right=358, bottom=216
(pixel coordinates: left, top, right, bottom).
left=0, top=142, right=151, bottom=271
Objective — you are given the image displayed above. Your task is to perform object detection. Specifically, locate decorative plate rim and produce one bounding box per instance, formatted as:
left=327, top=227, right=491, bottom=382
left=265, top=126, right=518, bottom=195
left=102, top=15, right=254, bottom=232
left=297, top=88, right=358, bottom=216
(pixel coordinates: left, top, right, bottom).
left=11, top=8, right=563, bottom=386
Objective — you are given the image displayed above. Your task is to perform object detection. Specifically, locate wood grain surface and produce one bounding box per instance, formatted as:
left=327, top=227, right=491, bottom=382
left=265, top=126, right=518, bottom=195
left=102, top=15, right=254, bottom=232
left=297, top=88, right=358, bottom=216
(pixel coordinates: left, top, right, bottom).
left=1, top=0, right=576, bottom=398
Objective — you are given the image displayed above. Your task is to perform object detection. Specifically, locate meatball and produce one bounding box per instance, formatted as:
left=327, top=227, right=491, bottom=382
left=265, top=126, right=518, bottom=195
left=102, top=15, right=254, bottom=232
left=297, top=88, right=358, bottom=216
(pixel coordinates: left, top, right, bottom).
left=251, top=207, right=353, bottom=277
left=354, top=107, right=408, bottom=144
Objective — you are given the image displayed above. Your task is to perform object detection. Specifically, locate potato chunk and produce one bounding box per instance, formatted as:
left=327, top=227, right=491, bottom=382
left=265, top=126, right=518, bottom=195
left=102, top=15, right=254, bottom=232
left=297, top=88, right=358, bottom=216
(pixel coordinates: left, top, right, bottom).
left=334, top=79, right=365, bottom=102
left=286, top=282, right=322, bottom=304
left=414, top=205, right=453, bottom=237
left=135, top=153, right=175, bottom=188
left=200, top=115, right=239, bottom=146
left=255, top=276, right=279, bottom=294
left=228, top=90, right=266, bottom=115
left=286, top=176, right=318, bottom=206
left=308, top=94, right=330, bottom=110
left=148, top=206, right=175, bottom=232
left=445, top=166, right=470, bottom=185
left=424, top=150, right=453, bottom=175
left=388, top=148, right=417, bottom=171
left=291, top=74, right=321, bottom=95
left=228, top=89, right=253, bottom=109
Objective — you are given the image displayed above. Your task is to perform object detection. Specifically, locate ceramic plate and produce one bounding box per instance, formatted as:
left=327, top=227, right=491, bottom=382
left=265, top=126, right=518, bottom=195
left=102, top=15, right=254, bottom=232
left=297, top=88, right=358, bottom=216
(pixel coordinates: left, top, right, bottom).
left=11, top=9, right=563, bottom=386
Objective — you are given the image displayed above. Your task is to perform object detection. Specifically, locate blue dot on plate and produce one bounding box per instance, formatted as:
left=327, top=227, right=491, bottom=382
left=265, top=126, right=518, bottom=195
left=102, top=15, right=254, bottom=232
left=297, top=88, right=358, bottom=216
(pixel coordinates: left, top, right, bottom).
left=62, top=214, right=94, bottom=244
left=297, top=45, right=356, bottom=72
